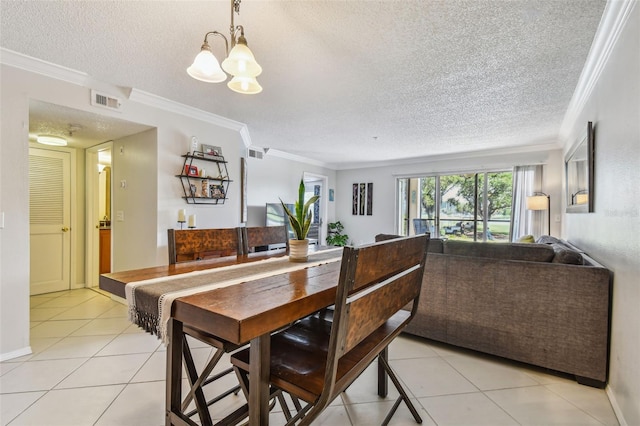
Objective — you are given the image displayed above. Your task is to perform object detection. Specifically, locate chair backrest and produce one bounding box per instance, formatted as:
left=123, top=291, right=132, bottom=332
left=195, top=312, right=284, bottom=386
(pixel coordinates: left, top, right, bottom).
left=168, top=228, right=242, bottom=264
left=323, top=234, right=429, bottom=398
left=242, top=225, right=289, bottom=253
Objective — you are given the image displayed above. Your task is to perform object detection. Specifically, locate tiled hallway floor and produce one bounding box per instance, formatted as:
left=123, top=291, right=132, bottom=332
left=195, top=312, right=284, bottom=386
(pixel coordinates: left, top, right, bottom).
left=1, top=288, right=619, bottom=425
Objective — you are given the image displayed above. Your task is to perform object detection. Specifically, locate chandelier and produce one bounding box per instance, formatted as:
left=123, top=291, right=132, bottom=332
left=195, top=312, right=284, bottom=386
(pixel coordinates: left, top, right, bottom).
left=187, top=0, right=262, bottom=94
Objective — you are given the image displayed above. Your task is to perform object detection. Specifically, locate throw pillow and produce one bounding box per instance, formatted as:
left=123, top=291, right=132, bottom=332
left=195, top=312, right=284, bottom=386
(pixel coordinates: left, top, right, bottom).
left=536, top=235, right=560, bottom=244
left=550, top=243, right=584, bottom=265
left=517, top=235, right=535, bottom=243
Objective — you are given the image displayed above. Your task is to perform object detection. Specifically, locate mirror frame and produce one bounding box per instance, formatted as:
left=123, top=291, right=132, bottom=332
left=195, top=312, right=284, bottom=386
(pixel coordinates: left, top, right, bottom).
left=565, top=121, right=594, bottom=213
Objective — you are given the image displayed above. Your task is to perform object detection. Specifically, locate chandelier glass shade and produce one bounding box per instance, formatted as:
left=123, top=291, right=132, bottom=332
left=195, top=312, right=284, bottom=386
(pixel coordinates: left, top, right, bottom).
left=228, top=75, right=262, bottom=94
left=187, top=42, right=227, bottom=83
left=187, top=0, right=262, bottom=94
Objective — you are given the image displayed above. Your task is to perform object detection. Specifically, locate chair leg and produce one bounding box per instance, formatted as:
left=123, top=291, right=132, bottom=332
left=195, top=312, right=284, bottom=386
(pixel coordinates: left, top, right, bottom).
left=379, top=353, right=422, bottom=425
left=233, top=365, right=298, bottom=421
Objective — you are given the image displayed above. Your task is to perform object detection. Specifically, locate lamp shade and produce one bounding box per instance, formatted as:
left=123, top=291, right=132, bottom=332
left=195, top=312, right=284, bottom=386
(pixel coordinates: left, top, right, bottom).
left=227, top=75, right=263, bottom=94
left=526, top=195, right=548, bottom=211
left=221, top=40, right=262, bottom=77
left=575, top=193, right=589, bottom=205
left=37, top=135, right=67, bottom=146
left=187, top=45, right=227, bottom=83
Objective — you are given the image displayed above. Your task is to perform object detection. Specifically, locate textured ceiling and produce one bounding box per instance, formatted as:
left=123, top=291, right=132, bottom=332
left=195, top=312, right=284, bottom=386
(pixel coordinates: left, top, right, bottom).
left=1, top=0, right=606, bottom=167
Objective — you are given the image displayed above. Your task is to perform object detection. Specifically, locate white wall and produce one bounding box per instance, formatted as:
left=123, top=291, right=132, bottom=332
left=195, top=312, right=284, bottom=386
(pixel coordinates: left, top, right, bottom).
left=245, top=153, right=337, bottom=233
left=336, top=149, right=562, bottom=245
left=561, top=3, right=640, bottom=424
left=0, top=64, right=245, bottom=358
left=111, top=129, right=158, bottom=271
left=0, top=66, right=31, bottom=360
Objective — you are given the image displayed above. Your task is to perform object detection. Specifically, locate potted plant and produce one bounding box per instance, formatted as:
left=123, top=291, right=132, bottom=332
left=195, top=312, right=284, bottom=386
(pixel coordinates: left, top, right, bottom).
left=281, top=179, right=319, bottom=262
left=326, top=221, right=349, bottom=247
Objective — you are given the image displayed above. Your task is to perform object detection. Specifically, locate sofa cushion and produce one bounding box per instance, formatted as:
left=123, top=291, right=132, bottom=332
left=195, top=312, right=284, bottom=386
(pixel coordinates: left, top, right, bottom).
left=443, top=240, right=555, bottom=262
left=550, top=243, right=584, bottom=265
left=428, top=238, right=444, bottom=253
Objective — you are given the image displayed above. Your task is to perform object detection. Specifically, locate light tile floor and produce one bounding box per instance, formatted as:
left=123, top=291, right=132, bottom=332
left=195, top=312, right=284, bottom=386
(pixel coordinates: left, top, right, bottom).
left=0, top=288, right=619, bottom=426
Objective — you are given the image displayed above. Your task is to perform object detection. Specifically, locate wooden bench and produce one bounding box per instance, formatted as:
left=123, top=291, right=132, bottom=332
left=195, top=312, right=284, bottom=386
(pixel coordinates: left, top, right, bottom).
left=231, top=234, right=430, bottom=425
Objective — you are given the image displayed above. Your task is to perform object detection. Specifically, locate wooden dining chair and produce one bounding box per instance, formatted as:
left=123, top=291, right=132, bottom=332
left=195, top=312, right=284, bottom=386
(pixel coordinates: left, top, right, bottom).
left=231, top=234, right=430, bottom=425
left=166, top=227, right=245, bottom=425
left=241, top=225, right=289, bottom=254
left=168, top=228, right=243, bottom=264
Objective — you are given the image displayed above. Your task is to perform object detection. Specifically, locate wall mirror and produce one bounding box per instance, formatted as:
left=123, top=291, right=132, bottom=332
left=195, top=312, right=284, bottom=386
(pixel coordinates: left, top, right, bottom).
left=565, top=121, right=594, bottom=213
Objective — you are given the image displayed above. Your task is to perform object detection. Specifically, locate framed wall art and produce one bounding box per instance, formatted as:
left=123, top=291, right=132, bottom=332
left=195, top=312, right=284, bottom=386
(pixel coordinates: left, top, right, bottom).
left=352, top=182, right=373, bottom=216
left=202, top=144, right=223, bottom=160
left=185, top=164, right=199, bottom=177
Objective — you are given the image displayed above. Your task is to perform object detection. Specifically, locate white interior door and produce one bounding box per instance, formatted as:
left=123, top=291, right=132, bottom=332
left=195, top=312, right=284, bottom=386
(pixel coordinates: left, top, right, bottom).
left=29, top=148, right=71, bottom=295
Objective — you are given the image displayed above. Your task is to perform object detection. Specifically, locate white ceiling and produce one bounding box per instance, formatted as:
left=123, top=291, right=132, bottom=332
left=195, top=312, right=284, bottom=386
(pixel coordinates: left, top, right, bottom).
left=1, top=0, right=607, bottom=167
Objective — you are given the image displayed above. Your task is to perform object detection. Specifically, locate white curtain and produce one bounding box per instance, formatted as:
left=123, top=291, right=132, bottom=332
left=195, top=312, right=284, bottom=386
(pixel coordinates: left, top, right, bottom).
left=510, top=165, right=545, bottom=241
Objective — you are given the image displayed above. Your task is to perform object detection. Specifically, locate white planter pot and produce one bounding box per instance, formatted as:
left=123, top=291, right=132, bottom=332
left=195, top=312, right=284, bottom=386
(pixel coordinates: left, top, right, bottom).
left=288, top=239, right=309, bottom=262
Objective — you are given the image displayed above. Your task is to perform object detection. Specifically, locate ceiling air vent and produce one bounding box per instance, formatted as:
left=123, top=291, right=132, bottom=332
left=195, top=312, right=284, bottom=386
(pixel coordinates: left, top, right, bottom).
left=248, top=148, right=263, bottom=159
left=90, top=89, right=122, bottom=112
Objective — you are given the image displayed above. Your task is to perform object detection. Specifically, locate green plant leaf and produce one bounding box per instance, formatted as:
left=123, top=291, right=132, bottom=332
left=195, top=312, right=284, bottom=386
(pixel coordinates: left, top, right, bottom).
left=280, top=179, right=320, bottom=240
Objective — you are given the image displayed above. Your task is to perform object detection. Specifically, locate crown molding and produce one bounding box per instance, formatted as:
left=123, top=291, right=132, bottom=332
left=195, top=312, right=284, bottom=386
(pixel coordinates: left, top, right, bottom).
left=334, top=142, right=561, bottom=171
left=127, top=88, right=252, bottom=147
left=263, top=148, right=335, bottom=169
left=559, top=0, right=637, bottom=142
left=0, top=48, right=88, bottom=86
left=0, top=48, right=254, bottom=148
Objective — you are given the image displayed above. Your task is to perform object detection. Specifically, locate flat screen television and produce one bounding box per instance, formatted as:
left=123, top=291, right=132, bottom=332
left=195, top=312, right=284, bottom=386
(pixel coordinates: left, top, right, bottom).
left=265, top=203, right=295, bottom=249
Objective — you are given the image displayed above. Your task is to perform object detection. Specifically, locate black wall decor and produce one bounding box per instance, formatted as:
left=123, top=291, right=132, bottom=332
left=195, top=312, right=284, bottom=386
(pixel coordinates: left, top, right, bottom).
left=352, top=182, right=373, bottom=216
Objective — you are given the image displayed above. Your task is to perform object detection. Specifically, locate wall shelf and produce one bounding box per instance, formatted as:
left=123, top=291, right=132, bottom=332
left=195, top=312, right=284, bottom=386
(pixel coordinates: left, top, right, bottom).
left=177, top=152, right=232, bottom=205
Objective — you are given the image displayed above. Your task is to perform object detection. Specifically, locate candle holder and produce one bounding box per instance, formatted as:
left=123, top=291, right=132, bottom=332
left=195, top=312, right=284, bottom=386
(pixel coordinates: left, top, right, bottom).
left=177, top=209, right=187, bottom=229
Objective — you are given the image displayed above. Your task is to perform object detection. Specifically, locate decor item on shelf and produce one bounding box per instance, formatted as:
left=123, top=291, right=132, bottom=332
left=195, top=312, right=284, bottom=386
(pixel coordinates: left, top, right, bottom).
left=202, top=144, right=223, bottom=160
left=201, top=179, right=209, bottom=198
left=526, top=192, right=550, bottom=235
left=178, top=209, right=186, bottom=229
left=188, top=214, right=196, bottom=229
left=326, top=221, right=349, bottom=247
left=209, top=184, right=226, bottom=199
left=186, top=0, right=262, bottom=94
left=185, top=164, right=199, bottom=177
left=281, top=179, right=319, bottom=262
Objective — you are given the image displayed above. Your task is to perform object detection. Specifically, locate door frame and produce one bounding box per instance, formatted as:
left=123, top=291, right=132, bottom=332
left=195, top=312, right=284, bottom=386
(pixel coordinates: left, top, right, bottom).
left=303, top=172, right=328, bottom=245
left=86, top=142, right=113, bottom=288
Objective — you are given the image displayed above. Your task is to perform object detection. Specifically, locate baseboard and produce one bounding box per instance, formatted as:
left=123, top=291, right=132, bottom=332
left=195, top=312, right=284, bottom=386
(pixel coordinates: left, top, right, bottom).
left=606, top=385, right=628, bottom=426
left=89, top=286, right=126, bottom=305
left=0, top=346, right=32, bottom=362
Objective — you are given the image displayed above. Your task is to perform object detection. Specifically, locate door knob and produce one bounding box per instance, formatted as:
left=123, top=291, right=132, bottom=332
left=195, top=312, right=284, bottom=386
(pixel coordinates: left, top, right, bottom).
left=62, top=227, right=69, bottom=232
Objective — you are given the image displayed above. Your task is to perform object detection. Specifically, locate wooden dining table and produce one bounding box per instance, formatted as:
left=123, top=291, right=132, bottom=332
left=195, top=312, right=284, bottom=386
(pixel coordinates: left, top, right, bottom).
left=99, top=247, right=347, bottom=426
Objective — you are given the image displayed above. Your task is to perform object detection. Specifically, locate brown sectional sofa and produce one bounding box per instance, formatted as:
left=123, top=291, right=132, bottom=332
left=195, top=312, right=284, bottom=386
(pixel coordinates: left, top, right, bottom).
left=376, top=235, right=612, bottom=387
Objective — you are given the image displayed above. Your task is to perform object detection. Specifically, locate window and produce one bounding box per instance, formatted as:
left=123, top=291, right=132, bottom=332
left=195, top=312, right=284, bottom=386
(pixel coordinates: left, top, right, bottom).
left=398, top=171, right=513, bottom=242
